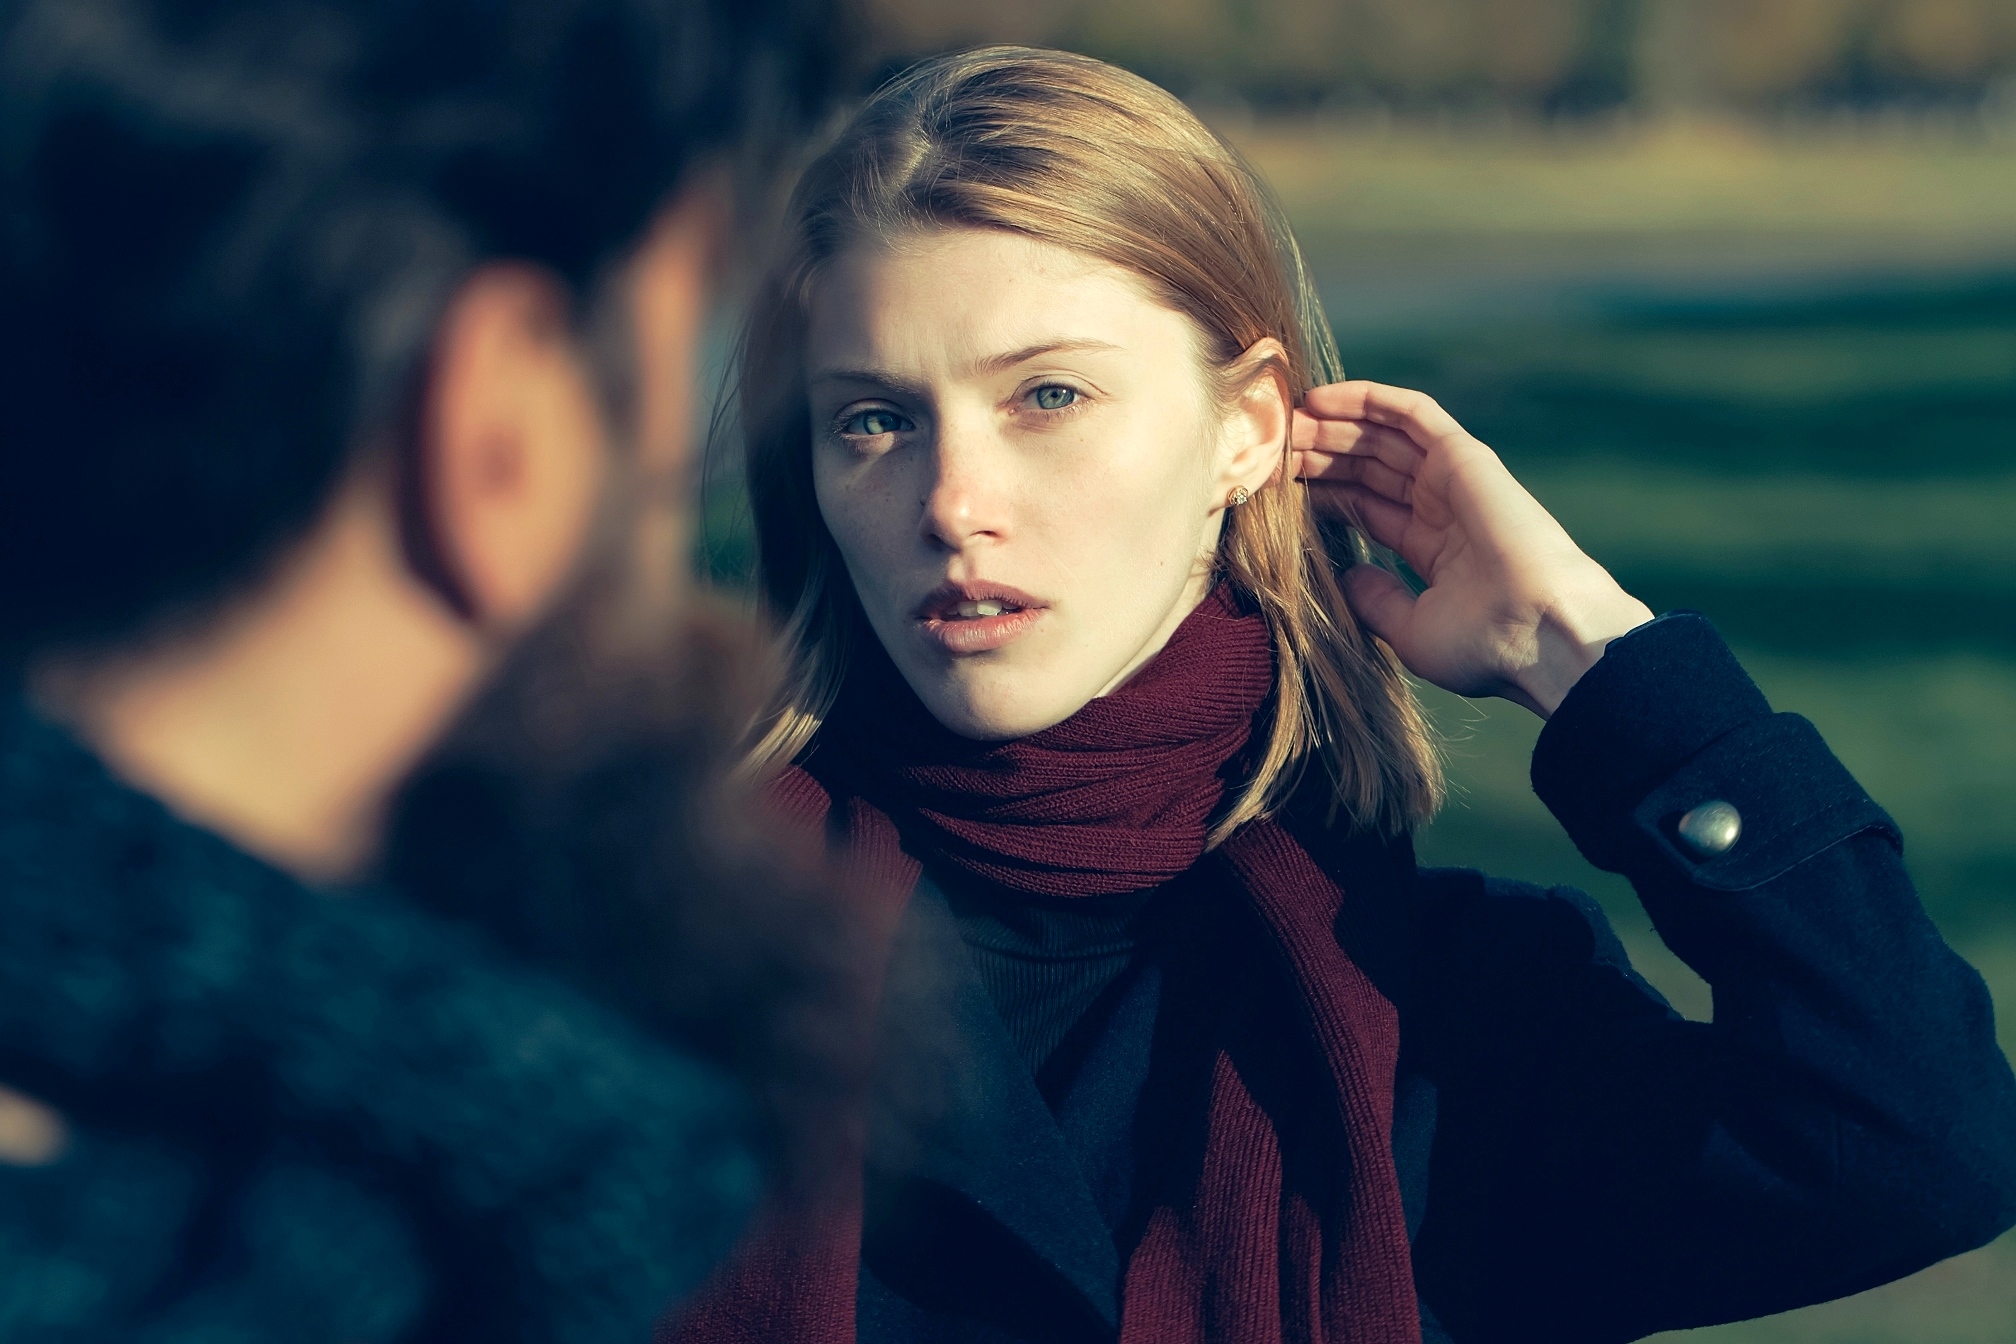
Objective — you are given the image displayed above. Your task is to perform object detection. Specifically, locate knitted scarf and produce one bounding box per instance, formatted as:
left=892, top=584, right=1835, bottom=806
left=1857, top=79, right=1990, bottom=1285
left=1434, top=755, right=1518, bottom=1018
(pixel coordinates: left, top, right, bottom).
left=669, top=587, right=1419, bottom=1344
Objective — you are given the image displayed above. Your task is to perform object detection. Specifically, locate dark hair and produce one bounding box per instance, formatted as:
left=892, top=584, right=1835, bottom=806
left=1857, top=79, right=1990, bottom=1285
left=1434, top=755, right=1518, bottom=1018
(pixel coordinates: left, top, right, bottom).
left=0, top=0, right=848, bottom=655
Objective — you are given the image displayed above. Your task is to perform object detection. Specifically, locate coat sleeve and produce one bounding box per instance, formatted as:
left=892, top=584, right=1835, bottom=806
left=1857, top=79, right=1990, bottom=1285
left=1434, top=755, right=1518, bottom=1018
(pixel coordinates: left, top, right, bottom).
left=1407, top=613, right=2016, bottom=1344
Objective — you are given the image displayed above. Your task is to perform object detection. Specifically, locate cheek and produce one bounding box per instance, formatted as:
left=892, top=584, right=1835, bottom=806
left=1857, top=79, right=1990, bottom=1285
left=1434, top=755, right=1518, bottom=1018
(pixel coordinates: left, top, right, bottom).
left=809, top=451, right=857, bottom=555
left=811, top=450, right=897, bottom=584
left=1059, top=412, right=1213, bottom=561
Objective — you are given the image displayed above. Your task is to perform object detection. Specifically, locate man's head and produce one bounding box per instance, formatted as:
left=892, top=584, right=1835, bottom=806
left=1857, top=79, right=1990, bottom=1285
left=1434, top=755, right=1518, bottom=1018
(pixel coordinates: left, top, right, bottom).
left=1, top=0, right=877, bottom=1190
left=2, top=0, right=840, bottom=649
left=1, top=0, right=847, bottom=871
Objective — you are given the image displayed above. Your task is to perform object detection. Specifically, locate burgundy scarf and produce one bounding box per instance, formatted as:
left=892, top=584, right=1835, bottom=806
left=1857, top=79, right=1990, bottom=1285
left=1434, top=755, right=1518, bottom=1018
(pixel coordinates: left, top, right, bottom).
left=669, top=587, right=1419, bottom=1344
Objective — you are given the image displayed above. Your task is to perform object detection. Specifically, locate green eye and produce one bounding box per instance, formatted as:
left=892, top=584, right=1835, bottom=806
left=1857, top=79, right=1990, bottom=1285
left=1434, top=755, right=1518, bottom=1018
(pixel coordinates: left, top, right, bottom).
left=842, top=408, right=910, bottom=436
left=1032, top=384, right=1076, bottom=411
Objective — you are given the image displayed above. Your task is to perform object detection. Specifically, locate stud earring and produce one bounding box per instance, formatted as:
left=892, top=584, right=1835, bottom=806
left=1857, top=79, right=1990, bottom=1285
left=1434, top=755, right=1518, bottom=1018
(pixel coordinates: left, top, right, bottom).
left=1227, top=485, right=1252, bottom=508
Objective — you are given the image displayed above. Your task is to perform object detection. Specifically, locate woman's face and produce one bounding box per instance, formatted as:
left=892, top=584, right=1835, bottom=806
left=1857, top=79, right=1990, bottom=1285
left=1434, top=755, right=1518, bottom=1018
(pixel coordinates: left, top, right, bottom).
left=806, top=228, right=1283, bottom=740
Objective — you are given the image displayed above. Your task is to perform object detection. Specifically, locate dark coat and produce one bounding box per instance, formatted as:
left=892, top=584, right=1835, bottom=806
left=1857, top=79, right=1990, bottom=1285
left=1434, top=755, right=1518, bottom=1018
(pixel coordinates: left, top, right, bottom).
left=853, top=615, right=2016, bottom=1344
left=0, top=692, right=759, bottom=1342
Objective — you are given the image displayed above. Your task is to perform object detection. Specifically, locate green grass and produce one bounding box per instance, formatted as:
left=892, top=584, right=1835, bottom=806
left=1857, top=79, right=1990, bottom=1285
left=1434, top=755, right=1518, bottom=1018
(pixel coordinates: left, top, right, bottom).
left=1232, top=119, right=2016, bottom=270
left=1641, top=1229, right=2016, bottom=1344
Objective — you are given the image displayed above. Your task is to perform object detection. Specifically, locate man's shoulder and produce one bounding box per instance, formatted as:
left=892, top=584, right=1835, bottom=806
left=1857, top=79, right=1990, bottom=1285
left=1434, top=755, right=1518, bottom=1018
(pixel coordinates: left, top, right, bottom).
left=0, top=691, right=759, bottom=1337
left=0, top=1109, right=428, bottom=1337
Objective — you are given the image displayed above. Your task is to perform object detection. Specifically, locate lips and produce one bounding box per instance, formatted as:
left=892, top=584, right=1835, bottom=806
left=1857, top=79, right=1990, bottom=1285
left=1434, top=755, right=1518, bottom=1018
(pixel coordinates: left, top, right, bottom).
left=913, top=581, right=1045, bottom=622
left=913, top=581, right=1048, bottom=654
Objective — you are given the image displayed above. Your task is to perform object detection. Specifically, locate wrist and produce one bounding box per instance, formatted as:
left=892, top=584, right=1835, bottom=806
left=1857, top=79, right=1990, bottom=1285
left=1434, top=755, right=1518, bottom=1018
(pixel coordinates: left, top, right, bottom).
left=1516, top=582, right=1655, bottom=718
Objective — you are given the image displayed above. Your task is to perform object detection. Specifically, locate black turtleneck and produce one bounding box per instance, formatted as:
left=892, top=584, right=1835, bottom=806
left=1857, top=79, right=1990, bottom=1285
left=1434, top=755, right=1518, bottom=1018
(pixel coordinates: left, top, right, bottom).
left=939, top=871, right=1177, bottom=1081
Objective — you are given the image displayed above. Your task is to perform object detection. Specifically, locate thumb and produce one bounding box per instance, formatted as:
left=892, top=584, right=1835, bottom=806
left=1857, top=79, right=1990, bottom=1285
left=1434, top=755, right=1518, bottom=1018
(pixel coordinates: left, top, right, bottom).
left=1341, top=563, right=1416, bottom=650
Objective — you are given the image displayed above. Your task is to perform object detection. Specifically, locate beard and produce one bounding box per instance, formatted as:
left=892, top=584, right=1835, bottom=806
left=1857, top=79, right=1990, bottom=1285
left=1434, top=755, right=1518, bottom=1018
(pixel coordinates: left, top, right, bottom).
left=379, top=478, right=873, bottom=1198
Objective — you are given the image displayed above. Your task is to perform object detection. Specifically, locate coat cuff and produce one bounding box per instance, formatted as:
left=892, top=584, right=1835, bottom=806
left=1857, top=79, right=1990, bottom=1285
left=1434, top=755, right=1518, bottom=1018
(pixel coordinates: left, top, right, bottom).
left=1530, top=613, right=1898, bottom=886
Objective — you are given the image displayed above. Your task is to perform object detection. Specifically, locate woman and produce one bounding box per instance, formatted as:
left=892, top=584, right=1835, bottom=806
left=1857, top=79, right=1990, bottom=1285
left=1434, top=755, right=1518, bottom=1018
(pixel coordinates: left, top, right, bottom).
left=672, top=47, right=2016, bottom=1344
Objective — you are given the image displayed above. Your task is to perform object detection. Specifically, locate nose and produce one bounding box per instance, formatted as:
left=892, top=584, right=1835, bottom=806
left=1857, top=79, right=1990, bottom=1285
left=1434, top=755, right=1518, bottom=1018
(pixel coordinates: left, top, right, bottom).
left=918, top=413, right=1011, bottom=553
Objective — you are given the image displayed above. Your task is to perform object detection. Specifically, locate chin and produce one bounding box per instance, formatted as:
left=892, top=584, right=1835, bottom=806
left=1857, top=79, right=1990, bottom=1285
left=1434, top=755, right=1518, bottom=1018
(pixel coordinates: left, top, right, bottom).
left=916, top=672, right=1084, bottom=743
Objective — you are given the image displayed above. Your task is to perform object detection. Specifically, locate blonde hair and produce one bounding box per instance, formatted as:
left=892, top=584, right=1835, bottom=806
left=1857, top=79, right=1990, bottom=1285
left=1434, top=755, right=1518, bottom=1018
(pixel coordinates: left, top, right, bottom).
left=740, top=46, right=1441, bottom=838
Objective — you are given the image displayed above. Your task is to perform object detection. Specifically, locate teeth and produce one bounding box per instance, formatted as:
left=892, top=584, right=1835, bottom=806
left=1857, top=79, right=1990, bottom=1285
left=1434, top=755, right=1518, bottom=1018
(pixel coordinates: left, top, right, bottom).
left=955, top=600, right=1007, bottom=618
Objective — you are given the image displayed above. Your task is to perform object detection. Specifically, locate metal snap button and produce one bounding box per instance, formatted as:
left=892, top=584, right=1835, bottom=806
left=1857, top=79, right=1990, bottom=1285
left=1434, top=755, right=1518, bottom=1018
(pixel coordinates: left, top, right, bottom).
left=1676, top=800, right=1742, bottom=858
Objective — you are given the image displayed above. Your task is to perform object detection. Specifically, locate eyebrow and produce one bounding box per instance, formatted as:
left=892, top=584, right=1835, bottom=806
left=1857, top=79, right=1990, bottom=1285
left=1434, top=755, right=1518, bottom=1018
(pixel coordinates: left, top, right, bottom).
left=971, top=337, right=1123, bottom=375
left=808, top=337, right=1124, bottom=392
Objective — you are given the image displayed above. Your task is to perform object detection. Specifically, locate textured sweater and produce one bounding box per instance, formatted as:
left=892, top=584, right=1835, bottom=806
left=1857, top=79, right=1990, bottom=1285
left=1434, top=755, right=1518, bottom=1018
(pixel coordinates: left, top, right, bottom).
left=945, top=878, right=1163, bottom=1078
left=0, top=690, right=759, bottom=1341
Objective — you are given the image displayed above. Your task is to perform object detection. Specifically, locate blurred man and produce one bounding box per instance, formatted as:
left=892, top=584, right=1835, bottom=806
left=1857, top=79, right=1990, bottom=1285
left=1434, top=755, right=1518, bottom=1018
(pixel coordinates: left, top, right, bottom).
left=0, top=0, right=858, bottom=1336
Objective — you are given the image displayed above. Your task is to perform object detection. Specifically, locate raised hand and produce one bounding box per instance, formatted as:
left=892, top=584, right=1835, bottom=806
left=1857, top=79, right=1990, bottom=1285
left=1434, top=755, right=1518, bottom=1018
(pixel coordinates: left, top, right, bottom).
left=1291, top=381, right=1653, bottom=718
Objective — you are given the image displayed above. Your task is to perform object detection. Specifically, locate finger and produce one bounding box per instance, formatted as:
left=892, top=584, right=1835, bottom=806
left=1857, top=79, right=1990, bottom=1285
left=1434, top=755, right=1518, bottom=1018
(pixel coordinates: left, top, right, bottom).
left=1300, top=380, right=1377, bottom=421
left=1292, top=406, right=1393, bottom=451
left=1350, top=382, right=1470, bottom=449
left=1292, top=416, right=1424, bottom=474
left=1312, top=481, right=1414, bottom=554
left=1297, top=451, right=1414, bottom=505
left=1292, top=413, right=1423, bottom=461
left=1290, top=406, right=1322, bottom=450
left=1340, top=563, right=1416, bottom=651
left=1294, top=404, right=1379, bottom=447
left=1304, top=379, right=1472, bottom=449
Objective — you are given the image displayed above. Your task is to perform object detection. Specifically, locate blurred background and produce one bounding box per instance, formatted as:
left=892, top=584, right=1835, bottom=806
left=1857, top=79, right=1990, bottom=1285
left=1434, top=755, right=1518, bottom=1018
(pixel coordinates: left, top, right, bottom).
left=711, top=5, right=2016, bottom=1338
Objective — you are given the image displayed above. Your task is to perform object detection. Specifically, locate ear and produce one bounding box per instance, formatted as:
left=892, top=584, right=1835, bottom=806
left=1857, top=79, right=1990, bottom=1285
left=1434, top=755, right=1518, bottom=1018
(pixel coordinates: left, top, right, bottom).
left=1209, top=337, right=1292, bottom=513
left=421, top=262, right=607, bottom=631
left=623, top=179, right=729, bottom=591
left=630, top=176, right=729, bottom=481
